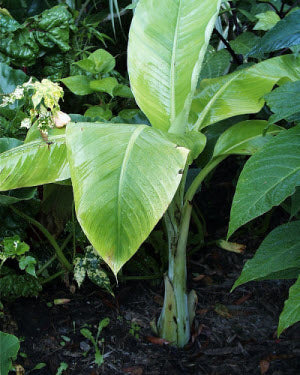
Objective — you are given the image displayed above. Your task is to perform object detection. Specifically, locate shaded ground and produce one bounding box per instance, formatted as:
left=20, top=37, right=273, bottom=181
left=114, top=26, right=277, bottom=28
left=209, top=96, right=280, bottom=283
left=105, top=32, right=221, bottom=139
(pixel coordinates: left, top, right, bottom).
left=2, top=246, right=300, bottom=375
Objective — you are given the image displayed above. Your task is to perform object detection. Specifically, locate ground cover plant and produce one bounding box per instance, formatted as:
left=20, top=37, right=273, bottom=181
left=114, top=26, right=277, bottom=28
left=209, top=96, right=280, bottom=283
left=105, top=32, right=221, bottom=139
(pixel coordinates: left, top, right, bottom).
left=0, top=0, right=300, bottom=373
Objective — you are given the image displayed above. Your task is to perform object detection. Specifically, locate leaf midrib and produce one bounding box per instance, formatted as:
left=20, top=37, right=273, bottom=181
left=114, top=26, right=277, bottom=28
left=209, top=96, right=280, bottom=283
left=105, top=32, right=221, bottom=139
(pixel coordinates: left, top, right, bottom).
left=194, top=71, right=243, bottom=131
left=116, top=126, right=146, bottom=254
left=170, top=0, right=182, bottom=125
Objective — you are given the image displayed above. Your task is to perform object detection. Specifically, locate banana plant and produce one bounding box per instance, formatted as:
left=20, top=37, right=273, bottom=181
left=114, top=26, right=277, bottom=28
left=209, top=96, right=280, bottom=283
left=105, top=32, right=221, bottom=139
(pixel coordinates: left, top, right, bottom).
left=1, top=0, right=300, bottom=347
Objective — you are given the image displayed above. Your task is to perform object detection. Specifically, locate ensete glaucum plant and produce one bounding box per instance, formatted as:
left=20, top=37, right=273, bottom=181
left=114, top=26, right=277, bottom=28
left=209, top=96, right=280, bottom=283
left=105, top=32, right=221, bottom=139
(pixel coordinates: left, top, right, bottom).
left=1, top=0, right=300, bottom=347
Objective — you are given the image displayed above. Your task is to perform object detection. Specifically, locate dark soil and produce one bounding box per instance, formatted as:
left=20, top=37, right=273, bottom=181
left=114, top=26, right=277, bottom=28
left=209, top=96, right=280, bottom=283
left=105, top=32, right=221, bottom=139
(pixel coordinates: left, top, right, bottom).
left=2, top=246, right=300, bottom=375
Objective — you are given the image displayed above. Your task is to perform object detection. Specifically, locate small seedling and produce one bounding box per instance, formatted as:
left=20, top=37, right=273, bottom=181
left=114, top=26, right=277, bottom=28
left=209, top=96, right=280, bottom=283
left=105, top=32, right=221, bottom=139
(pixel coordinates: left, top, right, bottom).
left=56, top=362, right=68, bottom=375
left=80, top=317, right=110, bottom=366
left=129, top=322, right=141, bottom=339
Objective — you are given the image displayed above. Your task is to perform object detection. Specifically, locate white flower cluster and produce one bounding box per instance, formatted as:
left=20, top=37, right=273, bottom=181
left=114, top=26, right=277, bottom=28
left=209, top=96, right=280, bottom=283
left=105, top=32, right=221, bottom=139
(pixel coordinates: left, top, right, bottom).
left=1, top=77, right=70, bottom=136
left=0, top=85, right=25, bottom=107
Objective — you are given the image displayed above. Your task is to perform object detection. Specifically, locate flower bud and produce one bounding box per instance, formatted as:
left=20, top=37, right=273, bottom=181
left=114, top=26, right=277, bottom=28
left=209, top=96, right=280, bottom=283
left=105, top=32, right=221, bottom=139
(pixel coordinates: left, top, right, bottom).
left=53, top=111, right=71, bottom=128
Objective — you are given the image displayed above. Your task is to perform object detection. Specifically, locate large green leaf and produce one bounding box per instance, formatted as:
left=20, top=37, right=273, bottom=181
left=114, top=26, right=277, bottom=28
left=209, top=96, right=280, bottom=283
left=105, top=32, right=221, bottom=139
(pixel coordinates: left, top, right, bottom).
left=191, top=55, right=300, bottom=130
left=0, top=137, right=36, bottom=204
left=0, top=63, right=27, bottom=96
left=0, top=331, right=20, bottom=375
left=228, top=125, right=300, bottom=238
left=265, top=81, right=300, bottom=124
left=0, top=134, right=69, bottom=191
left=249, top=9, right=300, bottom=56
left=61, top=76, right=93, bottom=96
left=66, top=122, right=189, bottom=274
left=278, top=275, right=300, bottom=336
left=232, top=221, right=300, bottom=290
left=213, top=120, right=282, bottom=157
left=128, top=0, right=221, bottom=133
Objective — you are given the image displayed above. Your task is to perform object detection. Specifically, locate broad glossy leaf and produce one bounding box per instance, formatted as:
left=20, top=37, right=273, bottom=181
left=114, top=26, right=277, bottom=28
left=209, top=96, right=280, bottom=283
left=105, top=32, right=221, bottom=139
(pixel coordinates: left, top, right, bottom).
left=229, top=32, right=260, bottom=56
left=232, top=221, right=300, bottom=290
left=228, top=125, right=300, bottom=238
left=253, top=11, right=280, bottom=31
left=191, top=55, right=300, bottom=130
left=61, top=76, right=93, bottom=96
left=213, top=120, right=282, bottom=157
left=0, top=137, right=36, bottom=204
left=265, top=81, right=300, bottom=124
left=89, top=77, right=118, bottom=96
left=0, top=63, right=27, bottom=97
left=0, top=134, right=69, bottom=191
left=0, top=137, right=22, bottom=152
left=74, top=49, right=115, bottom=75
left=128, top=0, right=221, bottom=133
left=249, top=9, right=300, bottom=56
left=278, top=275, right=300, bottom=336
left=66, top=122, right=189, bottom=274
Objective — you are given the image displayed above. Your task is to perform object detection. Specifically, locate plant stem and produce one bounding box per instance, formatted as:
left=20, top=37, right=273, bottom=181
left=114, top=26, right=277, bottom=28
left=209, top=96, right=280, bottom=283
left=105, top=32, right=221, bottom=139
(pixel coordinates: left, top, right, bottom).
left=10, top=206, right=72, bottom=271
left=213, top=29, right=243, bottom=65
left=36, top=254, right=57, bottom=276
left=158, top=200, right=192, bottom=347
left=40, top=270, right=65, bottom=285
left=185, top=156, right=226, bottom=203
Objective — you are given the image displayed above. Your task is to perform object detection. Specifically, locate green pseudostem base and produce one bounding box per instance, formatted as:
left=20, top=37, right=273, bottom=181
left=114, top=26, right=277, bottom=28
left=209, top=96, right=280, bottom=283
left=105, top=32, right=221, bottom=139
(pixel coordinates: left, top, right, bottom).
left=157, top=156, right=226, bottom=347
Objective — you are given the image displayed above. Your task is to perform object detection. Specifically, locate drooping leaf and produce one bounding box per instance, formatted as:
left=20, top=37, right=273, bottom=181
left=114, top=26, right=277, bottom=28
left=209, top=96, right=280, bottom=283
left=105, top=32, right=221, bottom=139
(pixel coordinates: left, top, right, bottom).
left=128, top=0, right=221, bottom=133
left=228, top=125, right=300, bottom=238
left=249, top=9, right=300, bottom=56
left=73, top=246, right=113, bottom=295
left=191, top=55, right=300, bottom=130
left=232, top=221, right=300, bottom=290
left=253, top=11, right=280, bottom=31
left=66, top=122, right=189, bottom=274
left=61, top=76, right=93, bottom=96
left=0, top=134, right=69, bottom=191
left=0, top=332, right=20, bottom=375
left=213, top=120, right=282, bottom=157
left=278, top=275, right=300, bottom=336
left=265, top=81, right=300, bottom=124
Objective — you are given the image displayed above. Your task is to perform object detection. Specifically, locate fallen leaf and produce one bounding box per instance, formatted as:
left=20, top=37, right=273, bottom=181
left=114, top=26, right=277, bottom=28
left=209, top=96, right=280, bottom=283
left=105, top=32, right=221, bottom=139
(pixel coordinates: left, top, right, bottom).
left=146, top=336, right=171, bottom=345
left=214, top=304, right=232, bottom=318
left=234, top=293, right=252, bottom=305
left=216, top=239, right=246, bottom=254
left=191, top=324, right=204, bottom=343
left=260, top=359, right=270, bottom=374
left=193, top=274, right=205, bottom=281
